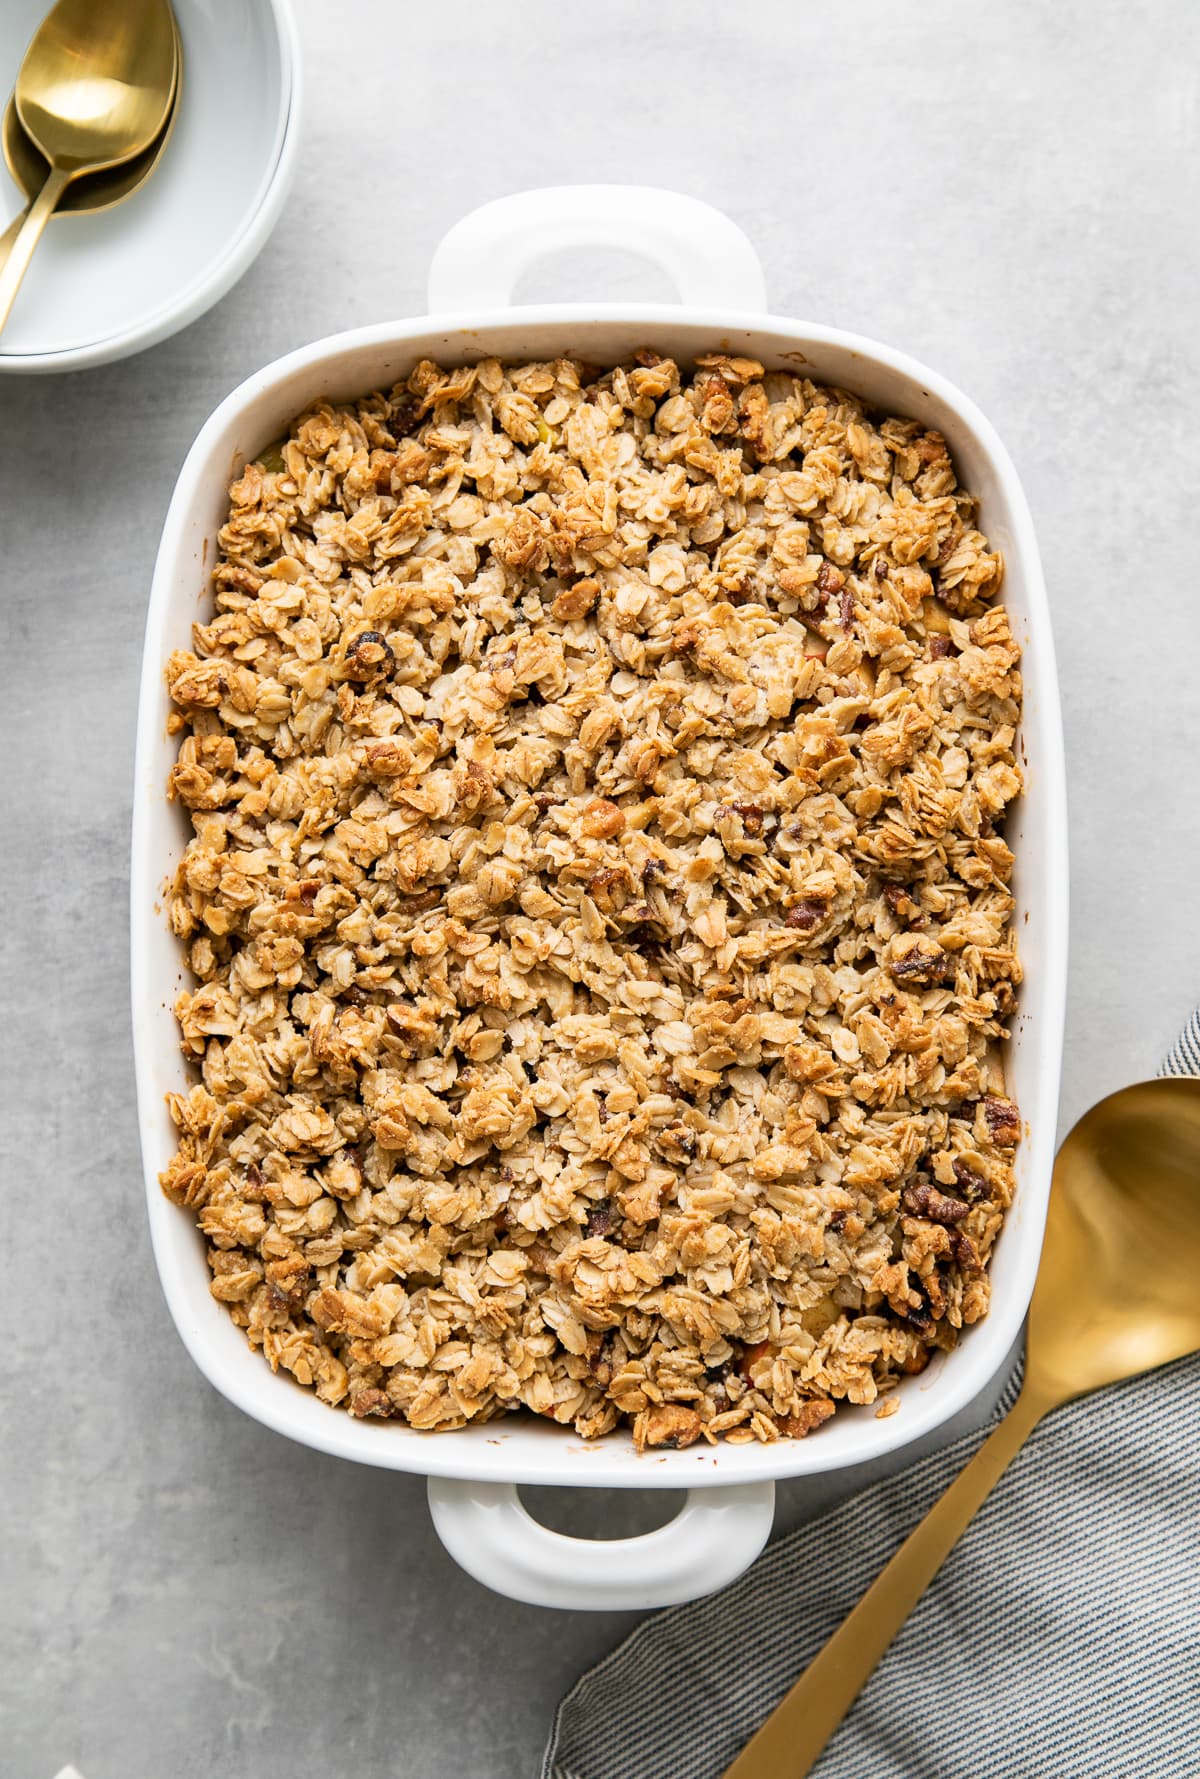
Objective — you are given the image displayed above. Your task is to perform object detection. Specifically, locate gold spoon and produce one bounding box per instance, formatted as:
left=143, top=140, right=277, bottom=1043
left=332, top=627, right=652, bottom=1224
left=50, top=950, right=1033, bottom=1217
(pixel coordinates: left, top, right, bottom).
left=0, top=0, right=178, bottom=336
left=724, top=1076, right=1200, bottom=1779
left=0, top=12, right=181, bottom=271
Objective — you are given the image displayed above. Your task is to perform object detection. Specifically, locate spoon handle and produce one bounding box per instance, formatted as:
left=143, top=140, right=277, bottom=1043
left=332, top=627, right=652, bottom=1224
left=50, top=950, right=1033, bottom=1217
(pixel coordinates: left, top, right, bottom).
left=0, top=163, right=69, bottom=336
left=0, top=206, right=26, bottom=271
left=721, top=1385, right=1049, bottom=1779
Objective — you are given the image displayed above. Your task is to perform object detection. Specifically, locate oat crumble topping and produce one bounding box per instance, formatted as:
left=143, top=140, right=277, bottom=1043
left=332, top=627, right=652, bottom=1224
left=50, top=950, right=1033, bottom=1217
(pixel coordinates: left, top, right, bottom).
left=161, top=352, right=1023, bottom=1449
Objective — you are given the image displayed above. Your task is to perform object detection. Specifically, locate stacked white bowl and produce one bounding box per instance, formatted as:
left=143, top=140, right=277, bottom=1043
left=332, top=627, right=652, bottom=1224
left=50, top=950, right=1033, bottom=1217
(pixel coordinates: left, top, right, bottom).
left=0, top=0, right=301, bottom=372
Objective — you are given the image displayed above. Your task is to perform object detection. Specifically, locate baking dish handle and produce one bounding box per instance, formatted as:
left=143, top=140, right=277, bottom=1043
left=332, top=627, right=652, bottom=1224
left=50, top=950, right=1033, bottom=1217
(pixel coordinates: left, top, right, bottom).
left=427, top=1476, right=775, bottom=1611
left=426, top=185, right=768, bottom=314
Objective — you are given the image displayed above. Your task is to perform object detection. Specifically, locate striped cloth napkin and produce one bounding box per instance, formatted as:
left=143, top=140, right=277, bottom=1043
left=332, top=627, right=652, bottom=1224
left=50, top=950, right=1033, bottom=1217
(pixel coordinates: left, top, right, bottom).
left=542, top=1012, right=1200, bottom=1779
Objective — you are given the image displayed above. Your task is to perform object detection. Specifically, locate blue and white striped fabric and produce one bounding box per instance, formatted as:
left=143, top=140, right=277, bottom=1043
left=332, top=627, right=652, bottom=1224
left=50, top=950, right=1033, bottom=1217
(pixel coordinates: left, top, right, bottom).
left=543, top=1011, right=1200, bottom=1779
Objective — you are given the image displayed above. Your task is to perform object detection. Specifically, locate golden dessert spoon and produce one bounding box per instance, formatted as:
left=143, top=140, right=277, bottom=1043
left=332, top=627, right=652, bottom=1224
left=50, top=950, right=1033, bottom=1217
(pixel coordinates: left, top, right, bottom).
left=0, top=10, right=181, bottom=272
left=0, top=0, right=178, bottom=336
left=723, top=1075, right=1200, bottom=1779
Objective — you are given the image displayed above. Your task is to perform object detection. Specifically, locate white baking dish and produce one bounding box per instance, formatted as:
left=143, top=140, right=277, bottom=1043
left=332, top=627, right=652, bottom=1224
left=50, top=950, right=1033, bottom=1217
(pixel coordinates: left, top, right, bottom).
left=132, top=185, right=1068, bottom=1612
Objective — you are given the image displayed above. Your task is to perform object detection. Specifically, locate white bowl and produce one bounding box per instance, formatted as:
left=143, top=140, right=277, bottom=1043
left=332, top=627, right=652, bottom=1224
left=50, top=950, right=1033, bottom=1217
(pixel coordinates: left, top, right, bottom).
left=0, top=0, right=300, bottom=372
left=133, top=186, right=1069, bottom=1612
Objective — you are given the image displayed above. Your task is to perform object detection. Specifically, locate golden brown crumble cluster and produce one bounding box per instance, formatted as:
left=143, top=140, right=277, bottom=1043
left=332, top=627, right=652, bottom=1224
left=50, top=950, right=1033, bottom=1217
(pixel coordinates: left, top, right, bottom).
left=162, top=352, right=1023, bottom=1450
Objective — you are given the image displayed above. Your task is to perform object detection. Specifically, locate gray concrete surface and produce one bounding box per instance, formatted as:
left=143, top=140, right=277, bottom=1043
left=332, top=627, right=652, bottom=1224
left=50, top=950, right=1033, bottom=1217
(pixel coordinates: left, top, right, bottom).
left=3, top=1, right=1200, bottom=1775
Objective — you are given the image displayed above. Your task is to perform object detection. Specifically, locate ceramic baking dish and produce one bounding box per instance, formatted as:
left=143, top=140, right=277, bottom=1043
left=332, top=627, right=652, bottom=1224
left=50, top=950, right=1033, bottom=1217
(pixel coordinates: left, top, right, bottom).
left=132, top=185, right=1068, bottom=1612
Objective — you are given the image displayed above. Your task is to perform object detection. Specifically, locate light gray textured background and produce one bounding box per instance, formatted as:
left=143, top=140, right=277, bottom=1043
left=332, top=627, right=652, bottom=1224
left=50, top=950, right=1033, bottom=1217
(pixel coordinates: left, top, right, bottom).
left=3, top=2, right=1199, bottom=1776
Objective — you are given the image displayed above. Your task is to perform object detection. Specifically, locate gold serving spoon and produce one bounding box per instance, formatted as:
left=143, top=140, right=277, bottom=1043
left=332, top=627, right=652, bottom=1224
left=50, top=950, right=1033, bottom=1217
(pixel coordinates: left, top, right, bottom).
left=724, top=1076, right=1200, bottom=1779
left=0, top=11, right=181, bottom=273
left=0, top=0, right=178, bottom=336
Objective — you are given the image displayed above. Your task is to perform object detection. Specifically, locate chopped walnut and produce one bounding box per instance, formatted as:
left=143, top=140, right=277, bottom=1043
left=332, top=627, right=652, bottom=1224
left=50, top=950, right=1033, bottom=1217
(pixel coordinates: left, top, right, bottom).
left=983, top=1096, right=1021, bottom=1146
left=633, top=1403, right=703, bottom=1451
left=349, top=1388, right=393, bottom=1419
left=890, top=934, right=954, bottom=985
left=903, top=1182, right=970, bottom=1225
left=786, top=899, right=828, bottom=931
left=816, top=561, right=844, bottom=599
left=551, top=577, right=600, bottom=622
left=883, top=883, right=925, bottom=927
left=778, top=1401, right=836, bottom=1438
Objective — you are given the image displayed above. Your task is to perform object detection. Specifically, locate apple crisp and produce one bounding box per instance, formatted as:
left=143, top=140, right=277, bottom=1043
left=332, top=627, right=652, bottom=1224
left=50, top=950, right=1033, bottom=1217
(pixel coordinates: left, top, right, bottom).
left=161, top=351, right=1023, bottom=1450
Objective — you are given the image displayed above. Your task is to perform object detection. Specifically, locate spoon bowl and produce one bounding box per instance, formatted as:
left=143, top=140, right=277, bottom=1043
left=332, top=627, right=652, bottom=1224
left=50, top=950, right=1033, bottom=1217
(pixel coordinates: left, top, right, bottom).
left=2, top=25, right=180, bottom=221
left=1028, top=1076, right=1200, bottom=1405
left=16, top=0, right=177, bottom=173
